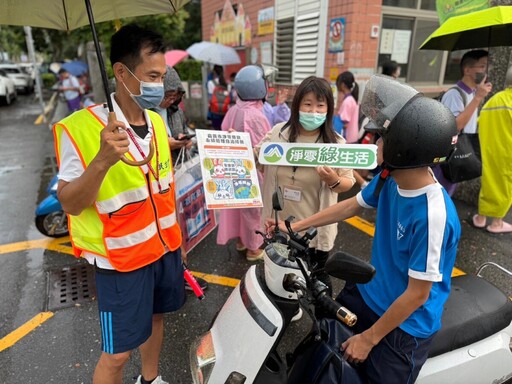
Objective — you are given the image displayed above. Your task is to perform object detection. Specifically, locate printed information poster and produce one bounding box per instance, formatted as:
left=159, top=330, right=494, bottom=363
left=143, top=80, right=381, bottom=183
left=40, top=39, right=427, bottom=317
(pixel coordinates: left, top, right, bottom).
left=196, top=129, right=263, bottom=209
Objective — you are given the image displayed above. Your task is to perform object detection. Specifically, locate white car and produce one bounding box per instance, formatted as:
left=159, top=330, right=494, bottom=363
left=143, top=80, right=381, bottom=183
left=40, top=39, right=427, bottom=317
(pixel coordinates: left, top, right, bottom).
left=0, top=63, right=34, bottom=94
left=0, top=68, right=17, bottom=106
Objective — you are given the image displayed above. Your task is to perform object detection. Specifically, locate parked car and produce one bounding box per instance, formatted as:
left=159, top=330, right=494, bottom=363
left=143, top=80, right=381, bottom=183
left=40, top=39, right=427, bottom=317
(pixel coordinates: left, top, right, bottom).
left=0, top=63, right=34, bottom=94
left=19, top=62, right=37, bottom=81
left=0, top=68, right=17, bottom=106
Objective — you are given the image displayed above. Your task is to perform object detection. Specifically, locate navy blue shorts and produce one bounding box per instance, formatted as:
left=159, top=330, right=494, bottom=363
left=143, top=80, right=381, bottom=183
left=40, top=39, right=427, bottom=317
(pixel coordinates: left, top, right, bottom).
left=336, top=284, right=434, bottom=384
left=94, top=249, right=186, bottom=354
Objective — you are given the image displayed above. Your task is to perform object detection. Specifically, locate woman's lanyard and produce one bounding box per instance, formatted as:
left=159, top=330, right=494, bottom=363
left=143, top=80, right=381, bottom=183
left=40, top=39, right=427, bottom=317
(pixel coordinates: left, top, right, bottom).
left=289, top=131, right=322, bottom=182
left=125, top=128, right=162, bottom=192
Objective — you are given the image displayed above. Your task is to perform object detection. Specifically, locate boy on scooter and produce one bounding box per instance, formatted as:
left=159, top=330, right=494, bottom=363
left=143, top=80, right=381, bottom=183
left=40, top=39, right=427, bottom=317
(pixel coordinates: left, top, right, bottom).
left=268, top=75, right=461, bottom=383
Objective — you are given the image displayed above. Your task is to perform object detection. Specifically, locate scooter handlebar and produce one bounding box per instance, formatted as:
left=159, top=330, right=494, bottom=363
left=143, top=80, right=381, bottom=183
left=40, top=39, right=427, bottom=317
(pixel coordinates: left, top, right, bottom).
left=316, top=294, right=357, bottom=327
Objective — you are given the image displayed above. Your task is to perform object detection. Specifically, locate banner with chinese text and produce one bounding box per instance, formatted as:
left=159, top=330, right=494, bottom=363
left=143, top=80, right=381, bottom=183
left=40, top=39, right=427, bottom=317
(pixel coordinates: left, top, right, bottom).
left=258, top=142, right=377, bottom=169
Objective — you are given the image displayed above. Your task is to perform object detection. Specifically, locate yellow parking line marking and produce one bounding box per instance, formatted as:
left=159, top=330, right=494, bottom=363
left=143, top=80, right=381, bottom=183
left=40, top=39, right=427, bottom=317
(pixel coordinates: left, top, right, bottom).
left=345, top=216, right=375, bottom=237
left=0, top=237, right=70, bottom=255
left=0, top=312, right=54, bottom=352
left=192, top=271, right=240, bottom=287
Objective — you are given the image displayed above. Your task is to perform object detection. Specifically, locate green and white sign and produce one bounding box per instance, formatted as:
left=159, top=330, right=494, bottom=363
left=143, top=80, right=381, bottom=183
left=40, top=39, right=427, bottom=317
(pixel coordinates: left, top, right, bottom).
left=258, top=142, right=377, bottom=169
left=436, top=0, right=489, bottom=25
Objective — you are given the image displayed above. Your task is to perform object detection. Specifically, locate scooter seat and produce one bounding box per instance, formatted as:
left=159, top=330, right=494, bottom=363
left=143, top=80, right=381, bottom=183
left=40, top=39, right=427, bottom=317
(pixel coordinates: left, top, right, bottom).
left=428, top=274, right=512, bottom=358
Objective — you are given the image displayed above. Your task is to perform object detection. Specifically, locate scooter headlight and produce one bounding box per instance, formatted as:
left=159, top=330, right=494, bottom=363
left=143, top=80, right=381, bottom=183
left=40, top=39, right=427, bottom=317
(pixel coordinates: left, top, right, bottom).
left=190, top=331, right=216, bottom=384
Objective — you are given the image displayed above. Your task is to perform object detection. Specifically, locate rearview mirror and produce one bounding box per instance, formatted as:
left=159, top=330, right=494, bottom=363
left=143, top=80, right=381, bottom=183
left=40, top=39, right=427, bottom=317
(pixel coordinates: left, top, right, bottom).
left=325, top=252, right=375, bottom=284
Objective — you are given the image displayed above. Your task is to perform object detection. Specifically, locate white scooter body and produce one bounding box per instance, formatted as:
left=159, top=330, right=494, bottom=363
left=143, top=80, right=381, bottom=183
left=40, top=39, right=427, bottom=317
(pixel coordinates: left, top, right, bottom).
left=191, top=238, right=512, bottom=384
left=207, top=265, right=283, bottom=383
left=418, top=321, right=512, bottom=383
left=190, top=243, right=307, bottom=384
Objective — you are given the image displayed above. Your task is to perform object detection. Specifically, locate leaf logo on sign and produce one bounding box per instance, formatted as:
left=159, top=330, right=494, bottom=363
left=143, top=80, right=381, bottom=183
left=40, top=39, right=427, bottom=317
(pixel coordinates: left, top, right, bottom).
left=263, top=144, right=284, bottom=163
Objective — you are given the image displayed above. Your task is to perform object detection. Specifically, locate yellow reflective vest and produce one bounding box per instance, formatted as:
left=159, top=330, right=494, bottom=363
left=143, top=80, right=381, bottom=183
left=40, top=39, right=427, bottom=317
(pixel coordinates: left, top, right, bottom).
left=53, top=104, right=181, bottom=271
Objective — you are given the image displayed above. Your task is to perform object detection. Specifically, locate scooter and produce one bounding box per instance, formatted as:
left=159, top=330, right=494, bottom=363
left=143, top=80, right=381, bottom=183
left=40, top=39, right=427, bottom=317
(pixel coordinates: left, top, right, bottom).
left=35, top=174, right=68, bottom=238
left=189, top=189, right=512, bottom=384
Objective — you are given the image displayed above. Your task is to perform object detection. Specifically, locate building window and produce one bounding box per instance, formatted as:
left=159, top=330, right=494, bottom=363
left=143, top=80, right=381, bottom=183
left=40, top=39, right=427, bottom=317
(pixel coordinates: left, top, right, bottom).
left=275, top=17, right=294, bottom=83
left=383, top=0, right=418, bottom=9
left=293, top=12, right=320, bottom=84
left=380, top=2, right=463, bottom=86
left=409, top=19, right=442, bottom=83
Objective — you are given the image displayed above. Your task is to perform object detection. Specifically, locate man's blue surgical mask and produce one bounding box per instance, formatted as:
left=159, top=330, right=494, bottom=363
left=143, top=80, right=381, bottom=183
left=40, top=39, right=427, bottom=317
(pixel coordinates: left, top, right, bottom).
left=122, top=65, right=164, bottom=110
left=299, top=111, right=327, bottom=131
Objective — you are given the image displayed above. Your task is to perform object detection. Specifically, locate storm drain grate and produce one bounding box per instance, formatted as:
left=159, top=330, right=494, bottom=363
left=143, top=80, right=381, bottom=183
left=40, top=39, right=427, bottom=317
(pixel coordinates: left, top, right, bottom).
left=47, top=263, right=96, bottom=311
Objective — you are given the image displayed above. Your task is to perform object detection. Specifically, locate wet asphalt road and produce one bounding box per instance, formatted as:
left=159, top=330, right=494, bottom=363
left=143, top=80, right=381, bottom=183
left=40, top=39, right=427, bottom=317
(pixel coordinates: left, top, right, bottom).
left=0, top=94, right=510, bottom=383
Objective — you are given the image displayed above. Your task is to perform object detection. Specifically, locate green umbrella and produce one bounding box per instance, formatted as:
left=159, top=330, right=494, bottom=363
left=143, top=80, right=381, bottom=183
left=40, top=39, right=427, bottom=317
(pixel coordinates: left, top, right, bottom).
left=420, top=5, right=512, bottom=51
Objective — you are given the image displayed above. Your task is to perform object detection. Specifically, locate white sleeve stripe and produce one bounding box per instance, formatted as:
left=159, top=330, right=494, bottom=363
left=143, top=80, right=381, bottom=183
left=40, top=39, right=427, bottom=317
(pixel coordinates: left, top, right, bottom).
left=426, top=188, right=446, bottom=276
left=356, top=191, right=373, bottom=208
left=409, top=269, right=443, bottom=282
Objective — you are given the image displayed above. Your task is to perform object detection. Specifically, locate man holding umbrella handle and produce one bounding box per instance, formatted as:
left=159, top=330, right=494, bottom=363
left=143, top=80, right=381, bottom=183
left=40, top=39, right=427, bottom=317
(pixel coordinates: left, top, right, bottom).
left=54, top=25, right=185, bottom=384
left=434, top=50, right=492, bottom=196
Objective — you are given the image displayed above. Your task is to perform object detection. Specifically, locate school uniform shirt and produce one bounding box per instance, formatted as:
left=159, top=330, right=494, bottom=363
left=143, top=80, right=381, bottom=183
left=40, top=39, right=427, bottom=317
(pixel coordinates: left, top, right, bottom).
left=441, top=81, right=477, bottom=134
left=356, top=173, right=461, bottom=338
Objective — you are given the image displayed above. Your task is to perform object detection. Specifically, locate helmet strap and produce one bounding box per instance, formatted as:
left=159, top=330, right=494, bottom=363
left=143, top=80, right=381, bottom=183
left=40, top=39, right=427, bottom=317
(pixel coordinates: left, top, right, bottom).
left=373, top=166, right=392, bottom=198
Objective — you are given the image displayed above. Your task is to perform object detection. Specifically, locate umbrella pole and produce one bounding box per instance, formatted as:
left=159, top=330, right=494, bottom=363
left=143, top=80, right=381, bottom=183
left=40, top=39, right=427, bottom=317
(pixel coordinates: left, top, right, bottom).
left=83, top=0, right=154, bottom=167
left=84, top=0, right=114, bottom=113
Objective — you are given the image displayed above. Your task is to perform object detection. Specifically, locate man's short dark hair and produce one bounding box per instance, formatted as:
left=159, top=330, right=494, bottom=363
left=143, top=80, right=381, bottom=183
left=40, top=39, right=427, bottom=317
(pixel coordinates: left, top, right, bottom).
left=110, top=24, right=165, bottom=71
left=460, top=49, right=488, bottom=74
left=382, top=60, right=399, bottom=77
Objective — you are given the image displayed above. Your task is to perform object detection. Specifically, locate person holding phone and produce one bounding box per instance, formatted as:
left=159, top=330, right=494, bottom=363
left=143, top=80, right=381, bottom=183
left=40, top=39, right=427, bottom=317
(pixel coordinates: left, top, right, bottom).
left=154, top=66, right=194, bottom=164
left=432, top=50, right=492, bottom=196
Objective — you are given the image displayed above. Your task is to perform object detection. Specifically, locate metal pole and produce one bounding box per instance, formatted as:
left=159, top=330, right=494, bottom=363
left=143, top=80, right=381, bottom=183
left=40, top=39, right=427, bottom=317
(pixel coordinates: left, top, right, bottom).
left=84, top=0, right=114, bottom=112
left=23, top=26, right=45, bottom=112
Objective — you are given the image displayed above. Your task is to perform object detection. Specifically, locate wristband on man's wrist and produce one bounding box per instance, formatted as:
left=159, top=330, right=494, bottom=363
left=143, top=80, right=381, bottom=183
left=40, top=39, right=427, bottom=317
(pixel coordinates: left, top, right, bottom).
left=329, top=179, right=341, bottom=189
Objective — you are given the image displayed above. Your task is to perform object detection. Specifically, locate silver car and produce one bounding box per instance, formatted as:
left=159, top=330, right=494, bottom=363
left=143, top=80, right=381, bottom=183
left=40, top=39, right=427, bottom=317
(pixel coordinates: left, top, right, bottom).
left=0, top=68, right=17, bottom=105
left=0, top=63, right=34, bottom=94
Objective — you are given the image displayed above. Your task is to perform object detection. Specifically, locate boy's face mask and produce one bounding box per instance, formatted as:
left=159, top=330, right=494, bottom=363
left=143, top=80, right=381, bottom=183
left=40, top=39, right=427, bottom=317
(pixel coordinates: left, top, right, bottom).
left=122, top=65, right=164, bottom=110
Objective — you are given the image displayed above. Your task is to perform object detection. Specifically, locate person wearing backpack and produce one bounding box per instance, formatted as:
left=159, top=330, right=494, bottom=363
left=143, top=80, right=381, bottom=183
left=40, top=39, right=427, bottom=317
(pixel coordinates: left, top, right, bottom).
left=208, top=65, right=230, bottom=130
left=432, top=50, right=492, bottom=196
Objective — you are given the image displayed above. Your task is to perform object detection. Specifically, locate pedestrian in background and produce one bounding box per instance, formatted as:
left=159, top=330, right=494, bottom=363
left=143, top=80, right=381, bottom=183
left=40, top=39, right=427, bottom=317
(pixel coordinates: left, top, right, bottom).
left=433, top=49, right=492, bottom=196
left=381, top=60, right=401, bottom=78
left=58, top=68, right=82, bottom=113
left=472, top=66, right=512, bottom=234
left=54, top=24, right=185, bottom=384
left=257, top=76, right=355, bottom=294
left=336, top=71, right=368, bottom=189
left=263, top=87, right=291, bottom=127
left=216, top=65, right=272, bottom=261
left=207, top=64, right=229, bottom=129
left=155, top=66, right=193, bottom=163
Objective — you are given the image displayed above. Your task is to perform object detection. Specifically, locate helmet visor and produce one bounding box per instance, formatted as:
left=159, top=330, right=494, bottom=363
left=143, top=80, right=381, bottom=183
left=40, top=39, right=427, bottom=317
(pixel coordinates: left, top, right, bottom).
left=361, top=75, right=419, bottom=132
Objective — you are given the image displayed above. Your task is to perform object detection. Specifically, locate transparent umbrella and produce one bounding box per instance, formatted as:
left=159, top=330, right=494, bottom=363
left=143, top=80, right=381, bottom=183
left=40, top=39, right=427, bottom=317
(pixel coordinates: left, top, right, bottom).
left=186, top=41, right=241, bottom=65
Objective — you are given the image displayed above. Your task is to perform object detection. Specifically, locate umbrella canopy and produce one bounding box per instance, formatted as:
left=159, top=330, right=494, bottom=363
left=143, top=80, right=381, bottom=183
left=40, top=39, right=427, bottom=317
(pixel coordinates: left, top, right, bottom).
left=164, top=50, right=189, bottom=67
left=420, top=6, right=512, bottom=51
left=0, top=0, right=189, bottom=31
left=186, top=41, right=241, bottom=65
left=61, top=60, right=89, bottom=76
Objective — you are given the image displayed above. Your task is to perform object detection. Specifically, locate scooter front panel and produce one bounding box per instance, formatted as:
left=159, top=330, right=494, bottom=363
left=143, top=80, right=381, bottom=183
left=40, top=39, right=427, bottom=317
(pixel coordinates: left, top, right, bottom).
left=208, top=266, right=284, bottom=384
